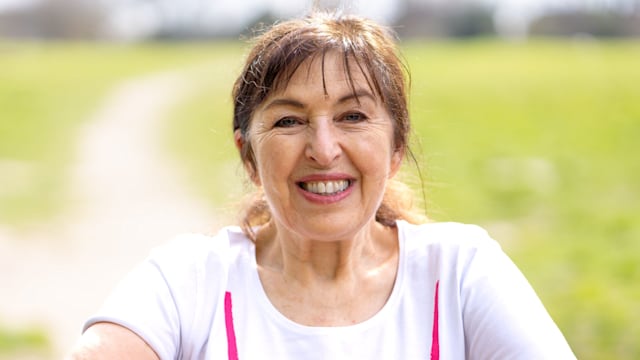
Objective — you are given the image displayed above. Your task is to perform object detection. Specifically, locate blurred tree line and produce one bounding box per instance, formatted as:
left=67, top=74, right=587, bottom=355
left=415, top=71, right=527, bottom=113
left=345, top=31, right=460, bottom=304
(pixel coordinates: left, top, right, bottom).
left=0, top=0, right=639, bottom=40
left=529, top=10, right=640, bottom=38
left=0, top=0, right=104, bottom=39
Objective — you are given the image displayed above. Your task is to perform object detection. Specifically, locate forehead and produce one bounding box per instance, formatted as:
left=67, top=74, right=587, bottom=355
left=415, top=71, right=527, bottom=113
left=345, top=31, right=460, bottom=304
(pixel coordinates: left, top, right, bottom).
left=272, top=51, right=378, bottom=99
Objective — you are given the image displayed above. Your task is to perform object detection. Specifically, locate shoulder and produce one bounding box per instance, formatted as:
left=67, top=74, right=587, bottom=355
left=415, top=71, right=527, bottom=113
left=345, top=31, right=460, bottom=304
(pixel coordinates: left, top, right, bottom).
left=147, top=226, right=250, bottom=271
left=397, top=220, right=499, bottom=254
left=396, top=220, right=504, bottom=283
left=134, top=226, right=252, bottom=301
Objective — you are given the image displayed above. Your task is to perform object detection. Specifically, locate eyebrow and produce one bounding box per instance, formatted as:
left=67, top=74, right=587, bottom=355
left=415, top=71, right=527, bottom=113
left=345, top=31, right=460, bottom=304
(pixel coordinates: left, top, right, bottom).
left=263, top=98, right=305, bottom=110
left=262, top=89, right=377, bottom=111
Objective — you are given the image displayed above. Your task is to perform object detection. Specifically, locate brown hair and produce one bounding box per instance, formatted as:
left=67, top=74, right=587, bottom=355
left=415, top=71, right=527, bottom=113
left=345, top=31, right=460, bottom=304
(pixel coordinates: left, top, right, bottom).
left=232, top=12, right=426, bottom=238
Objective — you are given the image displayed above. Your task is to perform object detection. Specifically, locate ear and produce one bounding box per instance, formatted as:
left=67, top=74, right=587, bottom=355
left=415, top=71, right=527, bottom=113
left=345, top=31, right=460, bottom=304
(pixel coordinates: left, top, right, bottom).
left=388, top=148, right=404, bottom=179
left=234, top=130, right=261, bottom=186
left=233, top=129, right=244, bottom=152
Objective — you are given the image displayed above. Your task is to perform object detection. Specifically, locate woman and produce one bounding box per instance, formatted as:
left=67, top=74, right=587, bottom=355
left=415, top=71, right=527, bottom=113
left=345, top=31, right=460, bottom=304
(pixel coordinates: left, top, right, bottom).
left=68, top=12, right=575, bottom=359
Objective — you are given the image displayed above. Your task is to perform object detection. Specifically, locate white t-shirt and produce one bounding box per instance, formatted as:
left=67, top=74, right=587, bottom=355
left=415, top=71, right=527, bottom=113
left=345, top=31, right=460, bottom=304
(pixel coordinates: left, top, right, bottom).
left=84, top=221, right=575, bottom=359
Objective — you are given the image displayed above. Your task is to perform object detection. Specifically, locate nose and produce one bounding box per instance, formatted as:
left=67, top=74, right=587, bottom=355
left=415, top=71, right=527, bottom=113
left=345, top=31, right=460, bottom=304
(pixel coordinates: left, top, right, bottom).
left=305, top=119, right=341, bottom=166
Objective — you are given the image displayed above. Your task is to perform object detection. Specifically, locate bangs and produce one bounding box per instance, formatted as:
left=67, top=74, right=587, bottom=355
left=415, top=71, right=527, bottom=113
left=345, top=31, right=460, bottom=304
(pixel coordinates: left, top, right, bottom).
left=268, top=49, right=382, bottom=105
left=254, top=23, right=387, bottom=110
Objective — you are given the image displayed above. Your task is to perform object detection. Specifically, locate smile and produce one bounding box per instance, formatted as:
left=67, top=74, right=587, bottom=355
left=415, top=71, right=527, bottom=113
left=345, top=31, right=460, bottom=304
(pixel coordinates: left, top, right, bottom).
left=299, top=180, right=351, bottom=195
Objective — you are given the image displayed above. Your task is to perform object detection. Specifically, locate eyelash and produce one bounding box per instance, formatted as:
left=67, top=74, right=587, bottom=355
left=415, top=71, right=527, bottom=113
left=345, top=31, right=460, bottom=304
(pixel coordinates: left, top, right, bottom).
left=342, top=112, right=367, bottom=122
left=272, top=111, right=368, bottom=128
left=274, top=117, right=302, bottom=128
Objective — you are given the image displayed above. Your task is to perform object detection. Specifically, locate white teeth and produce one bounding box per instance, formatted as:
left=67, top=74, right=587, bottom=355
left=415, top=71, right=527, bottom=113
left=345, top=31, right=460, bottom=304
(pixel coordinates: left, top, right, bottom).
left=326, top=182, right=334, bottom=193
left=302, top=180, right=349, bottom=195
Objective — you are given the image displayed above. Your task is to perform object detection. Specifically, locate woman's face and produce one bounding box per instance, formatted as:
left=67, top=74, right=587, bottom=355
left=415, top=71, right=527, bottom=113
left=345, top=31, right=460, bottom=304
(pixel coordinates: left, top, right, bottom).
left=241, top=52, right=403, bottom=241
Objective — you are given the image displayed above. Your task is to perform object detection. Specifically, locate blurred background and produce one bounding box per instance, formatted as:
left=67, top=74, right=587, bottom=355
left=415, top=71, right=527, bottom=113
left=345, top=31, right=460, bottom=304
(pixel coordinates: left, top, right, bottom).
left=0, top=0, right=638, bottom=359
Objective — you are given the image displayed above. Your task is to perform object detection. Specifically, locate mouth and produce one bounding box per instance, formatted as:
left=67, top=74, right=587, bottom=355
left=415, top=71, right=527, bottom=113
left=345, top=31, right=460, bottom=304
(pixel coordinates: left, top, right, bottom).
left=297, top=179, right=352, bottom=196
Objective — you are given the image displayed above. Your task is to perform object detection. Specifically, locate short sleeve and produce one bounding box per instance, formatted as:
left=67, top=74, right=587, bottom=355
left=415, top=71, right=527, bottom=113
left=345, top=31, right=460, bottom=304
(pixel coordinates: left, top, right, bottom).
left=83, top=233, right=228, bottom=360
left=460, top=232, right=576, bottom=359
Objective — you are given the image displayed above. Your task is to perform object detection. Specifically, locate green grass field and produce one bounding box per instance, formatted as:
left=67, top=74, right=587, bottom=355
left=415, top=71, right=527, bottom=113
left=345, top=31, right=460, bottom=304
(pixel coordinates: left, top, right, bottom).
left=0, top=41, right=239, bottom=226
left=0, top=326, right=49, bottom=358
left=1, top=40, right=638, bottom=359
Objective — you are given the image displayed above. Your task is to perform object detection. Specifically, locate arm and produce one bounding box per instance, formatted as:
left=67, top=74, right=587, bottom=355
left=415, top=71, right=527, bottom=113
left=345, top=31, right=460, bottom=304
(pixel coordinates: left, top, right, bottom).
left=66, top=322, right=159, bottom=360
left=461, top=237, right=575, bottom=359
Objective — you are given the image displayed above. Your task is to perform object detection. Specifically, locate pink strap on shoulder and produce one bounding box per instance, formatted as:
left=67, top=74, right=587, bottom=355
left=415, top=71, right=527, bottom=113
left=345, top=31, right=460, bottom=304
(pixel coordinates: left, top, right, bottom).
left=225, top=291, right=239, bottom=360
left=431, top=280, right=440, bottom=360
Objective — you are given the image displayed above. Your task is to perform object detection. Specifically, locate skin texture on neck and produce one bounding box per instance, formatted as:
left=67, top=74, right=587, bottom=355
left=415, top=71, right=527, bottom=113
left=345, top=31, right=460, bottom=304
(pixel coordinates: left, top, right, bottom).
left=256, top=218, right=397, bottom=282
left=254, top=219, right=399, bottom=326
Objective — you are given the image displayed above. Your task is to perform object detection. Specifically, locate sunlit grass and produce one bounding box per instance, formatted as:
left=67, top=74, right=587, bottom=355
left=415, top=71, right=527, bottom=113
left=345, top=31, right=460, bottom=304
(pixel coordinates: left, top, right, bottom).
left=164, top=44, right=246, bottom=223
left=0, top=41, right=235, bottom=226
left=0, top=325, right=50, bottom=357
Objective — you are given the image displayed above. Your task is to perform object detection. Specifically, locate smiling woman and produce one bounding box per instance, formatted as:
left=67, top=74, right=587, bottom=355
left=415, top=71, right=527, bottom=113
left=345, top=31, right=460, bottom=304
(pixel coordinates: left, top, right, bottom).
left=241, top=52, right=403, bottom=244
left=67, top=11, right=576, bottom=360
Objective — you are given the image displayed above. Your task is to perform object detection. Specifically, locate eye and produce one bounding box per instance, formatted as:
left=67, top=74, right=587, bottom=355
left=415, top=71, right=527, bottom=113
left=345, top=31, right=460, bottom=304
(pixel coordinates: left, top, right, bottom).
left=274, top=117, right=302, bottom=128
left=341, top=112, right=367, bottom=122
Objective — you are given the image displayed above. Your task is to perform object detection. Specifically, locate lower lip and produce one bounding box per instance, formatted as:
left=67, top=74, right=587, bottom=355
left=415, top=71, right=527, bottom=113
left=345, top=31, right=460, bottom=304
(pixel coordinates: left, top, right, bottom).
left=297, top=183, right=354, bottom=204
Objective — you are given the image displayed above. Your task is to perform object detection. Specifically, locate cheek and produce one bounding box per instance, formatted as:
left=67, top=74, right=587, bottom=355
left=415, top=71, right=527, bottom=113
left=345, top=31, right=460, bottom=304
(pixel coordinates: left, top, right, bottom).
left=354, top=134, right=396, bottom=176
left=252, top=138, right=293, bottom=185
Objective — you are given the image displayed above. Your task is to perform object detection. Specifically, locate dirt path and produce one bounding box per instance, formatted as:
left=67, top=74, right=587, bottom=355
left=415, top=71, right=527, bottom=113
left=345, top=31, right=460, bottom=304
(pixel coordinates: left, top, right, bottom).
left=0, top=68, right=219, bottom=358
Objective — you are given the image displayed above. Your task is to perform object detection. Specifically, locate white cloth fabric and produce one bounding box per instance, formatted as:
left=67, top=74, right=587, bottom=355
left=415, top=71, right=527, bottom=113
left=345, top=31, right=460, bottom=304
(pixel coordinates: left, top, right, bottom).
left=84, top=221, right=575, bottom=359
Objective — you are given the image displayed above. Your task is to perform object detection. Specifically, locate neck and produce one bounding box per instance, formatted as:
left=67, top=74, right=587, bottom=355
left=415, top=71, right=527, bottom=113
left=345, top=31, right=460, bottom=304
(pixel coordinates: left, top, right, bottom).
left=256, top=220, right=397, bottom=284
